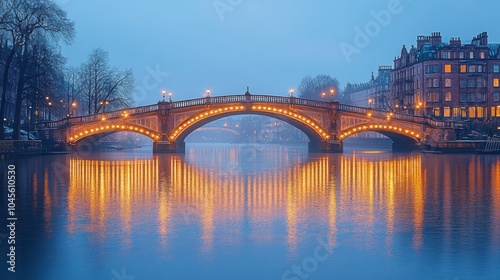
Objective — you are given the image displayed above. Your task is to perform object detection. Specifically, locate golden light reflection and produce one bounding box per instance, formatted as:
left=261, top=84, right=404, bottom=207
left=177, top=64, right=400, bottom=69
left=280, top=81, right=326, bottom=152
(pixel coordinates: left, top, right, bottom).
left=62, top=149, right=495, bottom=256
left=491, top=159, right=500, bottom=248
left=339, top=153, right=425, bottom=251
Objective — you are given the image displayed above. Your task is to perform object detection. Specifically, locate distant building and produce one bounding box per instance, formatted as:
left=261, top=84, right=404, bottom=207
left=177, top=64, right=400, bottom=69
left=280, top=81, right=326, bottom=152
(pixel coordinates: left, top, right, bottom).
left=392, top=32, right=500, bottom=120
left=343, top=66, right=392, bottom=110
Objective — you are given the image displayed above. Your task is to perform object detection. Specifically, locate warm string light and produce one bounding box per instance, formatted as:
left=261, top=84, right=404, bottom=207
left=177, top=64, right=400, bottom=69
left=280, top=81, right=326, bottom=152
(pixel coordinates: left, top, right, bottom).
left=338, top=124, right=421, bottom=140
left=169, top=105, right=330, bottom=141
left=69, top=124, right=160, bottom=143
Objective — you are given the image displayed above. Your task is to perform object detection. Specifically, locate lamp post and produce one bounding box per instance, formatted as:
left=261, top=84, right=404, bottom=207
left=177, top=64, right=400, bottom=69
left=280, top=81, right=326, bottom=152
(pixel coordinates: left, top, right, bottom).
left=321, top=92, right=326, bottom=99
left=100, top=100, right=110, bottom=112
left=206, top=89, right=211, bottom=97
left=48, top=101, right=52, bottom=121
left=330, top=88, right=335, bottom=101
left=368, top=98, right=373, bottom=108
left=71, top=102, right=77, bottom=117
left=289, top=88, right=294, bottom=97
left=162, top=89, right=166, bottom=102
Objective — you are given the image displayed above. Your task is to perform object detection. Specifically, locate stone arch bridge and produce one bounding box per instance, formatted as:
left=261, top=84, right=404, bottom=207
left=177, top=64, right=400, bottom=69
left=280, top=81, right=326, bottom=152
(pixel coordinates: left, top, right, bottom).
left=37, top=93, right=465, bottom=153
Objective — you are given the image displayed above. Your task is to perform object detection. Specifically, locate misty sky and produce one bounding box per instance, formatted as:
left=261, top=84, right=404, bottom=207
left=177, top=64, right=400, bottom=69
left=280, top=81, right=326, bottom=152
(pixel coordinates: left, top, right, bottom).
left=59, top=0, right=500, bottom=106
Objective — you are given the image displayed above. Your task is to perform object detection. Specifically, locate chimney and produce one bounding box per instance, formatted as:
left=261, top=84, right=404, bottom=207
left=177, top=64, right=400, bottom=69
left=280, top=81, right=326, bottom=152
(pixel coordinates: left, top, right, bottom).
left=450, top=37, right=462, bottom=46
left=472, top=32, right=488, bottom=46
left=417, top=35, right=430, bottom=49
left=430, top=32, right=442, bottom=47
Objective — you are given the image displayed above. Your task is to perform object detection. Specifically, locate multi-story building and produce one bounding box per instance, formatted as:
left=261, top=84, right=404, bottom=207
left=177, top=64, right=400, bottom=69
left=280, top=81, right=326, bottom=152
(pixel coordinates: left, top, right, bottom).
left=343, top=66, right=392, bottom=109
left=392, top=32, right=500, bottom=120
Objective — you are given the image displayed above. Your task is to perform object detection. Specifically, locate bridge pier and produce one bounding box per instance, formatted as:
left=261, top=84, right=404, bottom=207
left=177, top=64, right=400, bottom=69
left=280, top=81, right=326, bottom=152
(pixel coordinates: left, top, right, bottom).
left=153, top=141, right=185, bottom=153
left=309, top=141, right=343, bottom=153
left=392, top=141, right=420, bottom=152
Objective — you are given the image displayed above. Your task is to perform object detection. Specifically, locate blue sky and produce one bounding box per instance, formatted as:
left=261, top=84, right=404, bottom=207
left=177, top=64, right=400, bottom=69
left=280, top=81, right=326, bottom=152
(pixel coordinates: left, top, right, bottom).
left=59, top=0, right=500, bottom=105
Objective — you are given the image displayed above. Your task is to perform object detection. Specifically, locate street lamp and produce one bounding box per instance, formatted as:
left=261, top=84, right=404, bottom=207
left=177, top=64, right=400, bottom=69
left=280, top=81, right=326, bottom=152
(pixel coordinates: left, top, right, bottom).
left=330, top=88, right=335, bottom=101
left=162, top=89, right=166, bottom=101
left=48, top=101, right=52, bottom=121
left=168, top=92, right=172, bottom=102
left=289, top=88, right=294, bottom=97
left=71, top=102, right=77, bottom=117
left=206, top=89, right=211, bottom=97
left=368, top=98, right=373, bottom=108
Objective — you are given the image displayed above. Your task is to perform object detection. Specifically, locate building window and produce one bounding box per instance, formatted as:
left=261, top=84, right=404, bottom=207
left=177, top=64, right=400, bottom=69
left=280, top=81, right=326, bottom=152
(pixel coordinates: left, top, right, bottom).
left=461, top=107, right=467, bottom=118
left=453, top=107, right=460, bottom=117
left=433, top=78, right=440, bottom=88
left=470, top=52, right=474, bottom=59
left=476, top=78, right=485, bottom=88
left=494, top=78, right=500, bottom=88
left=460, top=93, right=467, bottom=102
left=494, top=92, right=500, bottom=101
left=492, top=107, right=500, bottom=117
left=460, top=65, right=467, bottom=73
left=494, top=65, right=500, bottom=73
left=445, top=78, right=452, bottom=87
left=468, top=79, right=476, bottom=88
left=425, top=65, right=440, bottom=74
left=460, top=52, right=464, bottom=59
left=433, top=107, right=441, bottom=117
left=444, top=64, right=452, bottom=73
left=468, top=93, right=475, bottom=102
left=468, top=65, right=476, bottom=73
left=477, top=107, right=484, bottom=118
left=469, top=107, right=476, bottom=118
left=480, top=52, right=486, bottom=59
left=445, top=92, right=452, bottom=101
left=478, top=65, right=484, bottom=72
left=444, top=107, right=451, bottom=117
left=442, top=51, right=450, bottom=59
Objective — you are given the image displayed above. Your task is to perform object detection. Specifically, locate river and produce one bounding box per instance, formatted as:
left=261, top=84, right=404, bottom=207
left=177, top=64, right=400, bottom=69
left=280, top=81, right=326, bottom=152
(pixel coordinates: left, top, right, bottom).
left=1, top=143, right=499, bottom=279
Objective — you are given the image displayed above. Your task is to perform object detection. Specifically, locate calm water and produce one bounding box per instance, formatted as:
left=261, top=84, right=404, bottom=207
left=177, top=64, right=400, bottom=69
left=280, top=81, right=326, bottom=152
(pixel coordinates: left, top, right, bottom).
left=1, top=144, right=500, bottom=280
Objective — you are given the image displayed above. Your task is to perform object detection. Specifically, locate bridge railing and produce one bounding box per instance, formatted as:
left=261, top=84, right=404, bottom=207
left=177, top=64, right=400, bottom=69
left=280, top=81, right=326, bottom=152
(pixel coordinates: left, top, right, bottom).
left=35, top=94, right=467, bottom=130
left=335, top=104, right=467, bottom=128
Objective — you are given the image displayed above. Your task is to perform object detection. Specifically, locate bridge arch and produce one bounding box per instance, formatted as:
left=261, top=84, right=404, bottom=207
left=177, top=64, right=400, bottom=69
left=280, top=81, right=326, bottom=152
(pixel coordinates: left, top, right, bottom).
left=169, top=105, right=330, bottom=145
left=338, top=123, right=422, bottom=150
left=68, top=122, right=161, bottom=144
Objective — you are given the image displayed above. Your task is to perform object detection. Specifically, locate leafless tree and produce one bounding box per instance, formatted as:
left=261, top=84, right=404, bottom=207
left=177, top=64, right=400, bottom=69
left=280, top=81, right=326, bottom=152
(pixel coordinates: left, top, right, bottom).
left=78, top=48, right=135, bottom=115
left=0, top=0, right=74, bottom=139
left=297, top=74, right=340, bottom=101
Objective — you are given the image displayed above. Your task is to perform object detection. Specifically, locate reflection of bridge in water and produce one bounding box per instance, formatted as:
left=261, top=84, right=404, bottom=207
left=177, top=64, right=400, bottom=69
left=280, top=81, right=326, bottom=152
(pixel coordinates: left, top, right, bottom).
left=36, top=92, right=466, bottom=153
left=37, top=148, right=498, bottom=256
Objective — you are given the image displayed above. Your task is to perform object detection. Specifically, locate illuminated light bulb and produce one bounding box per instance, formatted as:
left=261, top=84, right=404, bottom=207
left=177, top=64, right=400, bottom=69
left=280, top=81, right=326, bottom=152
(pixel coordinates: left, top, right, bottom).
left=121, top=126, right=125, bottom=129
left=146, top=132, right=150, bottom=134
left=85, top=131, right=88, bottom=134
left=79, top=133, right=83, bottom=136
left=170, top=136, right=174, bottom=139
left=106, top=126, right=110, bottom=129
left=140, top=129, right=144, bottom=132
left=70, top=137, right=73, bottom=140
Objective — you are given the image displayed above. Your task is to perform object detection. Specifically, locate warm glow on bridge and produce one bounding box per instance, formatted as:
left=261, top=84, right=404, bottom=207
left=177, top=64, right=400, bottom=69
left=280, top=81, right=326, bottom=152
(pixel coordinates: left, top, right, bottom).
left=338, top=124, right=421, bottom=141
left=69, top=123, right=160, bottom=143
left=168, top=105, right=330, bottom=141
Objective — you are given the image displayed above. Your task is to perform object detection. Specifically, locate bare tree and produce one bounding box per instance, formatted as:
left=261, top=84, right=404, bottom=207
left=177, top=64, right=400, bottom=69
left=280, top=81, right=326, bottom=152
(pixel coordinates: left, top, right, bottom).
left=78, top=48, right=135, bottom=115
left=0, top=0, right=74, bottom=139
left=297, top=74, right=340, bottom=101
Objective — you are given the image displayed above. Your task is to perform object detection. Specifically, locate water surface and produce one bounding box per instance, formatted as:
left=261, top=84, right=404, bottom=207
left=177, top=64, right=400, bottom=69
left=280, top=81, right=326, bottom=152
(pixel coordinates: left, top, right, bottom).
left=1, top=144, right=499, bottom=279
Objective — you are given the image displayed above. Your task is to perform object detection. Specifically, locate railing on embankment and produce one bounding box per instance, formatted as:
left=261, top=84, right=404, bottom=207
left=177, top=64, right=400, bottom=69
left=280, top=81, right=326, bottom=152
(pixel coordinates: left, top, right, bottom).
left=0, top=140, right=43, bottom=155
